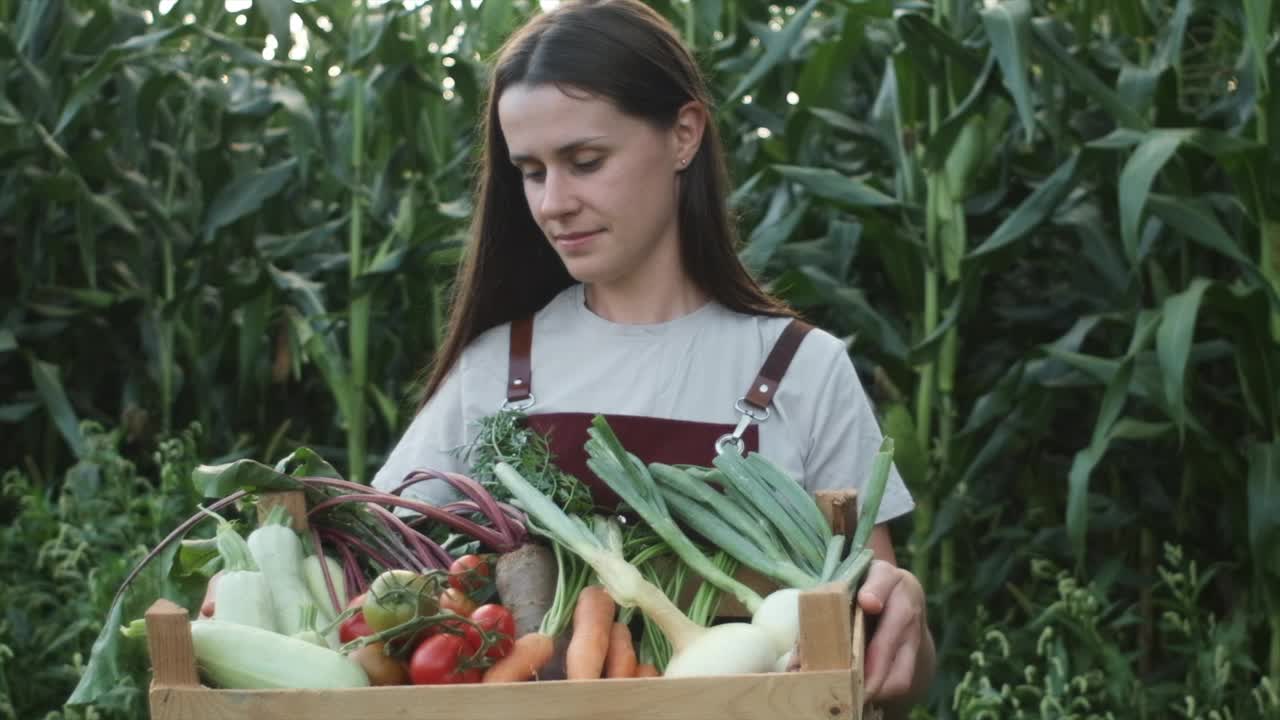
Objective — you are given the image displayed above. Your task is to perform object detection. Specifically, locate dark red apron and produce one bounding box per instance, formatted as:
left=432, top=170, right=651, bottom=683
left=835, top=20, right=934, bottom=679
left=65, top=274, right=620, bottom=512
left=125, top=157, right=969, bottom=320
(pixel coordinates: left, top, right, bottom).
left=504, top=313, right=813, bottom=509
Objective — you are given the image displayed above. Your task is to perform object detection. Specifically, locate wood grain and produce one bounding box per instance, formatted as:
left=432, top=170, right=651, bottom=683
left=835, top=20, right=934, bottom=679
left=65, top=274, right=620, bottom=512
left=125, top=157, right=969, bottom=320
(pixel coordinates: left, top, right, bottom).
left=256, top=490, right=309, bottom=531
left=815, top=489, right=858, bottom=537
left=149, top=670, right=857, bottom=720
left=798, top=584, right=853, bottom=673
left=145, top=599, right=198, bottom=689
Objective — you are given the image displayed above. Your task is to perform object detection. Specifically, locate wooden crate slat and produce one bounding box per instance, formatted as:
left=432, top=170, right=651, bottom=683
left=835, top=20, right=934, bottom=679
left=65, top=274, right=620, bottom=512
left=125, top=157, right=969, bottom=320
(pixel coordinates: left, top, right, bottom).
left=150, top=670, right=856, bottom=720
left=256, top=490, right=309, bottom=531
left=145, top=599, right=199, bottom=688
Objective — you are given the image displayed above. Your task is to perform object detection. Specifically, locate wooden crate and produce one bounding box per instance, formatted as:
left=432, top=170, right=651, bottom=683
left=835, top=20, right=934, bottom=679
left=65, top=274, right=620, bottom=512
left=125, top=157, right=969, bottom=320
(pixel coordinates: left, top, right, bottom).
left=144, top=490, right=874, bottom=720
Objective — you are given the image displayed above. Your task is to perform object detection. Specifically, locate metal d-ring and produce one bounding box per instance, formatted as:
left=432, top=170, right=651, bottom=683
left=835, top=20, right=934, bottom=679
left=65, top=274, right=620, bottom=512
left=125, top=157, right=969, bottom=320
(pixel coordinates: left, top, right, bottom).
left=500, top=393, right=536, bottom=412
left=715, top=432, right=746, bottom=456
left=715, top=397, right=771, bottom=456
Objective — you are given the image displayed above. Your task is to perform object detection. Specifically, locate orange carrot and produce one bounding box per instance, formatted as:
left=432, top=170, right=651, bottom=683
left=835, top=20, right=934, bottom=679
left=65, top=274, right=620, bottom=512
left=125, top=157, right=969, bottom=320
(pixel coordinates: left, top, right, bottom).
left=634, top=663, right=660, bottom=678
left=482, top=633, right=555, bottom=683
left=603, top=622, right=636, bottom=678
left=565, top=585, right=616, bottom=680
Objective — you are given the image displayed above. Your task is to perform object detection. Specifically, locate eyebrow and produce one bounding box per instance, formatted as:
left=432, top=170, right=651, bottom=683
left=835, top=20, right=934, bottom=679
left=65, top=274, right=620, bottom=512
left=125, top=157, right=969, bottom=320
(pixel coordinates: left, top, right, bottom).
left=509, top=136, right=607, bottom=165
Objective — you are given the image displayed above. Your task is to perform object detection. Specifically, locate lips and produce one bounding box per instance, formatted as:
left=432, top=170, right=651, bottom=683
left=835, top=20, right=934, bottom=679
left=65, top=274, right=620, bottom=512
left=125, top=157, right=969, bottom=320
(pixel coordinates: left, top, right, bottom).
left=552, top=229, right=602, bottom=252
left=554, top=229, right=602, bottom=241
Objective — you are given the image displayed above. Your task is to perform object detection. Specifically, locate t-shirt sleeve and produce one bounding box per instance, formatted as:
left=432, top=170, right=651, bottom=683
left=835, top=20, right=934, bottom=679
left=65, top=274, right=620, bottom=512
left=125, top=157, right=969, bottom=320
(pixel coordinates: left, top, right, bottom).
left=800, top=334, right=915, bottom=524
left=370, top=362, right=469, bottom=506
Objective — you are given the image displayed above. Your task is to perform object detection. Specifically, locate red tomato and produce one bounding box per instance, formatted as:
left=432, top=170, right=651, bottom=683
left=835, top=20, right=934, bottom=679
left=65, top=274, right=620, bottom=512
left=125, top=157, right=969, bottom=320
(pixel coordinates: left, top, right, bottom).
left=470, top=604, right=516, bottom=659
left=430, top=615, right=483, bottom=653
left=439, top=588, right=478, bottom=617
left=339, top=611, right=375, bottom=644
left=409, top=634, right=481, bottom=685
left=448, top=554, right=492, bottom=596
left=339, top=592, right=375, bottom=644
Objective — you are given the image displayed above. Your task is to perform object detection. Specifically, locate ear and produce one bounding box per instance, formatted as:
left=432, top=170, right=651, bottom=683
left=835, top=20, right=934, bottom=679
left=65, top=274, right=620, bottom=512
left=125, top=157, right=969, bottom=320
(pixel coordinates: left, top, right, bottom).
left=671, top=101, right=707, bottom=169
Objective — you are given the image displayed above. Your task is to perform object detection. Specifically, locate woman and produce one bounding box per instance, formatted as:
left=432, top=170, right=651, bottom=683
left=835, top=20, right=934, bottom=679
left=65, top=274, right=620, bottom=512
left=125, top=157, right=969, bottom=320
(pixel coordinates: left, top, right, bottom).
left=372, top=0, right=936, bottom=710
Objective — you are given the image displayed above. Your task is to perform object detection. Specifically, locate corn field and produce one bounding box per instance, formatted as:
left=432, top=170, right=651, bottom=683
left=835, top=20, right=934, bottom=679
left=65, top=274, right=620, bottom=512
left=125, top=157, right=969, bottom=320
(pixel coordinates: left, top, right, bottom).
left=1, top=0, right=1278, bottom=718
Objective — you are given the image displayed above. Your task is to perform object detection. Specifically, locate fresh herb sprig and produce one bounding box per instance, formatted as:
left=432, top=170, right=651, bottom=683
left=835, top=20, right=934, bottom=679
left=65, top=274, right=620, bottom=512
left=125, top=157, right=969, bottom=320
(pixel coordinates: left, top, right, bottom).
left=459, top=410, right=594, bottom=517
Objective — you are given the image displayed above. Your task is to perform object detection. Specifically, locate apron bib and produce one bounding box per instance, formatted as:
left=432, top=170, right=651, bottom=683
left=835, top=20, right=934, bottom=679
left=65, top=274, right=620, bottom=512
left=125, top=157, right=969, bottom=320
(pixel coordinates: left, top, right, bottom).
left=504, top=313, right=813, bottom=510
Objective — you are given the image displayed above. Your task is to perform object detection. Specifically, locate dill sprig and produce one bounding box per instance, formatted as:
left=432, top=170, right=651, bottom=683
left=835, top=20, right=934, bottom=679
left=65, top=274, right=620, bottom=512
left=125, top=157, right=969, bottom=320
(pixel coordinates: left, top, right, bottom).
left=458, top=410, right=594, bottom=517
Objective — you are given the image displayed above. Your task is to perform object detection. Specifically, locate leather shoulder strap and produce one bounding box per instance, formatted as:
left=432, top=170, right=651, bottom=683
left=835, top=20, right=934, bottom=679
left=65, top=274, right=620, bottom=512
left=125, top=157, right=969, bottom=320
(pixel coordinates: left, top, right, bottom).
left=507, top=315, right=534, bottom=403
left=743, top=319, right=814, bottom=410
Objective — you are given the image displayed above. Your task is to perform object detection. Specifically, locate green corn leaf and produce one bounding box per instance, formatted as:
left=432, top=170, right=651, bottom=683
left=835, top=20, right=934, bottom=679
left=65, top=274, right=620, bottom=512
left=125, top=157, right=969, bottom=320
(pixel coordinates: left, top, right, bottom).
left=0, top=328, right=17, bottom=354
left=1145, top=194, right=1256, bottom=270
left=740, top=197, right=808, bottom=275
left=980, top=0, right=1036, bottom=143
left=968, top=153, right=1080, bottom=258
left=53, top=26, right=192, bottom=134
left=1246, top=441, right=1280, bottom=577
left=895, top=11, right=985, bottom=79
left=1242, top=0, right=1272, bottom=92
left=1119, top=130, right=1194, bottom=262
left=27, top=353, right=86, bottom=459
left=1156, top=278, right=1213, bottom=441
left=923, top=53, right=998, bottom=172
left=879, top=403, right=928, bottom=491
left=775, top=165, right=897, bottom=208
left=254, top=0, right=294, bottom=53
left=795, top=10, right=864, bottom=111
left=1030, top=18, right=1147, bottom=130
left=1153, top=0, right=1193, bottom=70
left=293, top=318, right=353, bottom=424
left=1067, top=358, right=1134, bottom=560
left=204, top=159, right=298, bottom=239
left=726, top=0, right=820, bottom=103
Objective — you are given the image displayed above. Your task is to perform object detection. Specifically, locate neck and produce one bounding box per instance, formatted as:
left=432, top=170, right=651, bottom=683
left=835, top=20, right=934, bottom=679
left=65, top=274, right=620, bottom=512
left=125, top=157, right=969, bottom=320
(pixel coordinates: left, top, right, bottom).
left=584, top=270, right=708, bottom=325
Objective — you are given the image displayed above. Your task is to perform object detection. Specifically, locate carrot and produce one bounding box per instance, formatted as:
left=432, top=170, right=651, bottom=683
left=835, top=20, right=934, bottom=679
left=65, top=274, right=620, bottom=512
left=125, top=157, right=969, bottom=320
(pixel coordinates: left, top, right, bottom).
left=565, top=585, right=616, bottom=680
left=482, top=632, right=556, bottom=683
left=603, top=622, right=636, bottom=678
left=634, top=663, right=660, bottom=678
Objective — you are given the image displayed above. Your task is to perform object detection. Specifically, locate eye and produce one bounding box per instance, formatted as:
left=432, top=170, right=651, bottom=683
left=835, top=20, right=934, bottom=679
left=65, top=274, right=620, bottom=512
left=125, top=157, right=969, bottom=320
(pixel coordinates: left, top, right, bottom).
left=573, top=157, right=602, bottom=172
left=519, top=167, right=545, bottom=182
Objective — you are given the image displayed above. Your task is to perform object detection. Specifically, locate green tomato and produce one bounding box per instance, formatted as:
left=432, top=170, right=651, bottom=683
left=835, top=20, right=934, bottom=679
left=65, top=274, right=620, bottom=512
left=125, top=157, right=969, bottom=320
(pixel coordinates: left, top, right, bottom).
left=362, top=570, right=439, bottom=633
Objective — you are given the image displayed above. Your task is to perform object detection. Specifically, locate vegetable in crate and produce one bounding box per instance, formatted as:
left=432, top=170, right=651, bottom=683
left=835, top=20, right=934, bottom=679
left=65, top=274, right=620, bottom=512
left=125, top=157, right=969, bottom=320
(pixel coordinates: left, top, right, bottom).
left=461, top=409, right=594, bottom=516
left=187, top=619, right=370, bottom=689
left=482, top=544, right=588, bottom=683
left=69, top=448, right=534, bottom=704
left=592, top=416, right=892, bottom=657
left=494, top=463, right=778, bottom=677
left=246, top=506, right=323, bottom=638
left=362, top=569, right=440, bottom=633
left=492, top=415, right=894, bottom=677
left=205, top=510, right=277, bottom=632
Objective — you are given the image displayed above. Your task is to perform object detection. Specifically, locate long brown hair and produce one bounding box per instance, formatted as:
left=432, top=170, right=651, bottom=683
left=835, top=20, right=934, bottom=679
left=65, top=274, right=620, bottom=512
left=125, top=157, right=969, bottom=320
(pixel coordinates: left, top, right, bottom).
left=418, top=0, right=792, bottom=406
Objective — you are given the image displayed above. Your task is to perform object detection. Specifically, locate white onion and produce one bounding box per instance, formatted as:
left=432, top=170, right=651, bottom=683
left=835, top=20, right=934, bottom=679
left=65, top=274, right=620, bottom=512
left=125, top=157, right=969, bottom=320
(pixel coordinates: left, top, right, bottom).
left=663, top=622, right=779, bottom=677
left=751, top=588, right=802, bottom=656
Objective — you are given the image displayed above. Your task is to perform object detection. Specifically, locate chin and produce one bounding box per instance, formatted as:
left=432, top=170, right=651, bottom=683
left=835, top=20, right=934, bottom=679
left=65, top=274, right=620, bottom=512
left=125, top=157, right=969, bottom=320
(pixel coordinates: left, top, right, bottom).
left=560, top=257, right=612, bottom=285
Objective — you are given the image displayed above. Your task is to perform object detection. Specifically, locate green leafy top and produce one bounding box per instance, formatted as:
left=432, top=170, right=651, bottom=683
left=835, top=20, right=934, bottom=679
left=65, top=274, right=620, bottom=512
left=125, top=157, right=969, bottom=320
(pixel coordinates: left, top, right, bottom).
left=458, top=410, right=593, bottom=517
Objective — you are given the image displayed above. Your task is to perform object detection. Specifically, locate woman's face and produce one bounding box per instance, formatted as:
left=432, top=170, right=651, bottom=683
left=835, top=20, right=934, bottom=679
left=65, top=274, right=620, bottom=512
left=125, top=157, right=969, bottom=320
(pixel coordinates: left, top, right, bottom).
left=498, top=83, right=693, bottom=291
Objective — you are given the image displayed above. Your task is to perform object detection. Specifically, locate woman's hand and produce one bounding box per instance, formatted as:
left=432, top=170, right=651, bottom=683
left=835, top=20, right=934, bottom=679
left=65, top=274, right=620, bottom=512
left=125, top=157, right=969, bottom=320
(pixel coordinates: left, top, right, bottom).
left=857, top=559, right=934, bottom=705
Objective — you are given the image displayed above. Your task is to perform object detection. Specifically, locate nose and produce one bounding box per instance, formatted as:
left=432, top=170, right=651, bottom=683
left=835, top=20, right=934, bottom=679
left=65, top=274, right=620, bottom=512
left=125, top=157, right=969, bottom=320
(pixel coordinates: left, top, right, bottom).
left=537, top=167, right=579, bottom=220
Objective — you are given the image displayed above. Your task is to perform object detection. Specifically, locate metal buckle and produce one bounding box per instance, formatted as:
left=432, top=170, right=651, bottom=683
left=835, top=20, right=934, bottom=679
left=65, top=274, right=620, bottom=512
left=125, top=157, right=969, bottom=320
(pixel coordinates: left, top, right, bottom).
left=734, top=398, right=770, bottom=422
left=500, top=393, right=536, bottom=412
left=715, top=398, right=770, bottom=457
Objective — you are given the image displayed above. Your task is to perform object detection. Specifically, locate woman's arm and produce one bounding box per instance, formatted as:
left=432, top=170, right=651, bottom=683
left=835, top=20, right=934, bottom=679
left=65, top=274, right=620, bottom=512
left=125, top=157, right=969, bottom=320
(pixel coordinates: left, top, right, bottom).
left=860, top=524, right=937, bottom=716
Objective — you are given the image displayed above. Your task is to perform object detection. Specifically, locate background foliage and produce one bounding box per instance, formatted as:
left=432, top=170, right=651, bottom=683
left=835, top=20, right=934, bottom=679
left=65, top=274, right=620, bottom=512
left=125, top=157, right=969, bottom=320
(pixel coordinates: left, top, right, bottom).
left=1, top=0, right=1277, bottom=718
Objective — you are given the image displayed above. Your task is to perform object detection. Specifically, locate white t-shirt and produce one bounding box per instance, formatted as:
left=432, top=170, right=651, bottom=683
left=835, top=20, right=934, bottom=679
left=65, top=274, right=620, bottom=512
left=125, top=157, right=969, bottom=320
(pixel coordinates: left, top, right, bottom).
left=372, top=284, right=915, bottom=524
